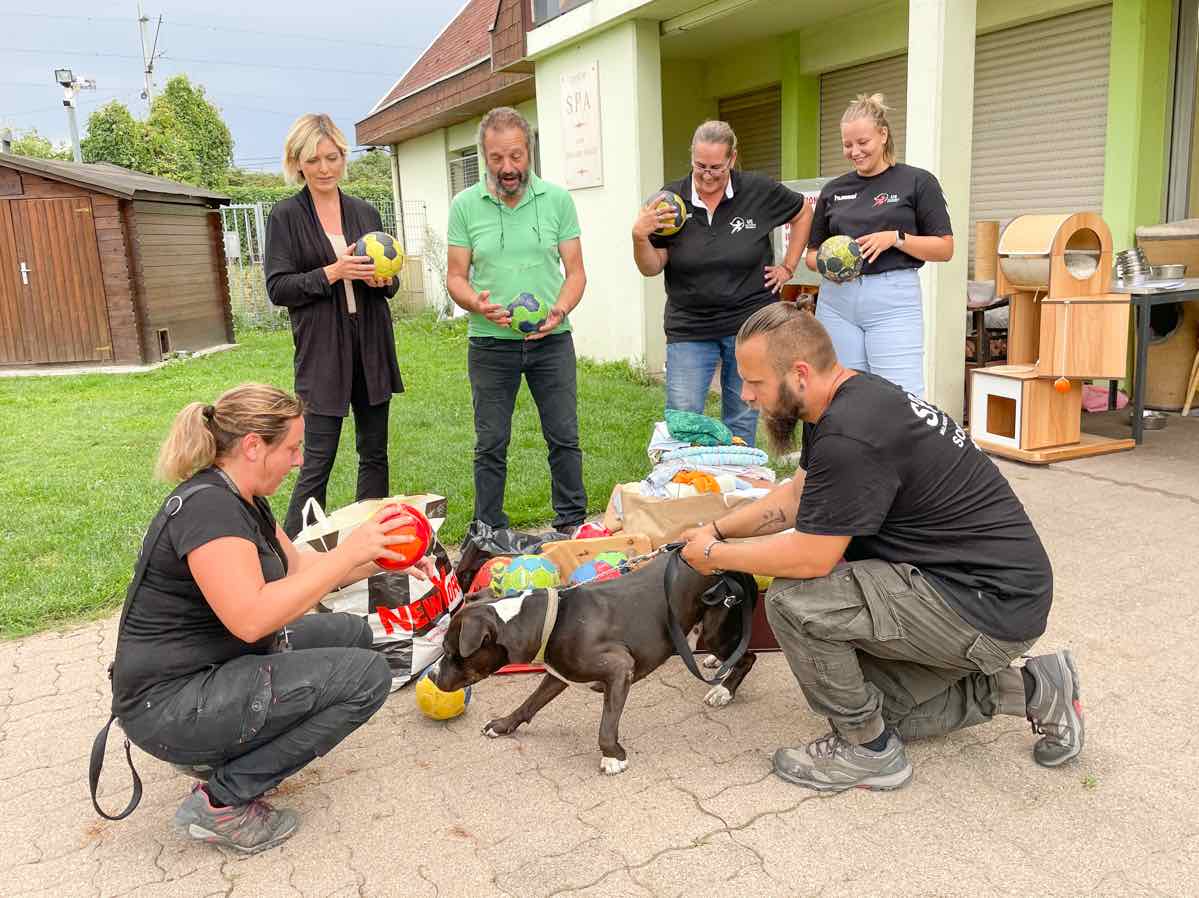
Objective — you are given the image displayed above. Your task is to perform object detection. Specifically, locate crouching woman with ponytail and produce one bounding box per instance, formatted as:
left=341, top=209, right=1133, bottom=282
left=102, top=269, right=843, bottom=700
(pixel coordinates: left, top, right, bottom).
left=96, top=384, right=432, bottom=854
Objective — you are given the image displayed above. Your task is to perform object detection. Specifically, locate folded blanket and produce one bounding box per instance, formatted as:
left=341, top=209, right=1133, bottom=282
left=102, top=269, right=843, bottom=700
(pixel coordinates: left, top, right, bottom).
left=665, top=409, right=733, bottom=447
left=660, top=445, right=770, bottom=467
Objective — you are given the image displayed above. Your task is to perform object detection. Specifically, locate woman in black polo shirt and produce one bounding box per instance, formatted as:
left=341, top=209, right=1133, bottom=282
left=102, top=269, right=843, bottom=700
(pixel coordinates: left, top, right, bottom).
left=632, top=120, right=810, bottom=445
left=806, top=94, right=954, bottom=399
left=105, top=384, right=431, bottom=853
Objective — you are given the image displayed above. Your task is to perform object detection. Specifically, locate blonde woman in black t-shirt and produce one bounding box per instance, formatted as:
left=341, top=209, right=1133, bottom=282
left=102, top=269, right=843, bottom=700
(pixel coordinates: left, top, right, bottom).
left=106, top=384, right=433, bottom=853
left=805, top=94, right=954, bottom=399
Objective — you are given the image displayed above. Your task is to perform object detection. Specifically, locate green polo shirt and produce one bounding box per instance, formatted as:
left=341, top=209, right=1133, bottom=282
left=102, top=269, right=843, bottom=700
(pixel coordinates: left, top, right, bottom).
left=447, top=172, right=581, bottom=340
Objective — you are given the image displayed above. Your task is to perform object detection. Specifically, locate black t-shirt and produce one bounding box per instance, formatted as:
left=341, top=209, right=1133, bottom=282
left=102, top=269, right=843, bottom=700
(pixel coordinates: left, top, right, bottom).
left=808, top=163, right=952, bottom=276
left=111, top=468, right=289, bottom=716
left=796, top=373, right=1052, bottom=642
left=650, top=170, right=806, bottom=342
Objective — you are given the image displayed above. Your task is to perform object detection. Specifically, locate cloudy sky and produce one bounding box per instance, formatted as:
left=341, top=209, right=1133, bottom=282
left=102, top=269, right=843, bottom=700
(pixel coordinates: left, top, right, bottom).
left=1, top=2, right=456, bottom=168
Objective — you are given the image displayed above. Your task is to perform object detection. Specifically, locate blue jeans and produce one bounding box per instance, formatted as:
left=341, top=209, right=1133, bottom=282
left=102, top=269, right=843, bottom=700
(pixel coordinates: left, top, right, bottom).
left=816, top=268, right=925, bottom=398
left=665, top=336, right=758, bottom=446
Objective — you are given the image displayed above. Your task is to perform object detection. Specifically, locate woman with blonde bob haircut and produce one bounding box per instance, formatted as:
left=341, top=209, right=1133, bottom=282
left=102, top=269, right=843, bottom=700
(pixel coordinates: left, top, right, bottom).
left=805, top=94, right=954, bottom=399
left=266, top=113, right=405, bottom=538
left=102, top=383, right=434, bottom=854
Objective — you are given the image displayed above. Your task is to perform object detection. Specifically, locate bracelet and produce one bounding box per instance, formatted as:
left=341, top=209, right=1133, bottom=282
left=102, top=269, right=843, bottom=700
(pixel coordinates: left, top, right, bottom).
left=703, top=538, right=721, bottom=559
left=711, top=520, right=726, bottom=540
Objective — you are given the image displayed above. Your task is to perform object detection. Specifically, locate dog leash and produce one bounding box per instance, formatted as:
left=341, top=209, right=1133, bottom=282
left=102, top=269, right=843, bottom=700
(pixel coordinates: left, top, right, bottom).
left=662, top=547, right=757, bottom=686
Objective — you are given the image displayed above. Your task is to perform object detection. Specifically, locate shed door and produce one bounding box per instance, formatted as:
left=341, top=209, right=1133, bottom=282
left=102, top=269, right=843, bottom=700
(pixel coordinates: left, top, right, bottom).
left=719, top=86, right=782, bottom=180
left=9, top=197, right=113, bottom=363
left=0, top=203, right=27, bottom=363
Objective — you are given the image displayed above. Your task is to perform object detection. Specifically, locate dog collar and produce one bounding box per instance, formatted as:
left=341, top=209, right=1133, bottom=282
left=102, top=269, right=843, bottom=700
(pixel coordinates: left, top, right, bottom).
left=534, top=588, right=559, bottom=663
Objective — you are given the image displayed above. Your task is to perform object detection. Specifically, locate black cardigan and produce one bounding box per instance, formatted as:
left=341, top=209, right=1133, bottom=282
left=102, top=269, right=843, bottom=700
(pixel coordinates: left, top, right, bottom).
left=265, top=187, right=404, bottom=416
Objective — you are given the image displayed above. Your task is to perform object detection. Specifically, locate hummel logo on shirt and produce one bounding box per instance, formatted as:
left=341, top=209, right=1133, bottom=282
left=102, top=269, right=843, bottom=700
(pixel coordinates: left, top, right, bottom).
left=833, top=193, right=858, bottom=201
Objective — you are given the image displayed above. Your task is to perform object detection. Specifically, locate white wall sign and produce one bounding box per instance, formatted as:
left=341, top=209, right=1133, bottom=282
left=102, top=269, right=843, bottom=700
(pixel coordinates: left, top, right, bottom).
left=560, top=62, right=603, bottom=190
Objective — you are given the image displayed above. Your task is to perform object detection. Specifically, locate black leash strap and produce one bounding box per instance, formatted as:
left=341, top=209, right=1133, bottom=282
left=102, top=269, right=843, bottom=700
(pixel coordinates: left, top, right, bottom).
left=662, top=547, right=756, bottom=686
left=89, top=482, right=215, bottom=821
left=89, top=715, right=142, bottom=820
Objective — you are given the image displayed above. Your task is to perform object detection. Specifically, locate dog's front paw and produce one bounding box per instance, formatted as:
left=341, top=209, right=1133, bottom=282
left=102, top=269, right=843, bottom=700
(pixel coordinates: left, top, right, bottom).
left=701, top=654, right=722, bottom=670
left=704, top=684, right=733, bottom=707
left=599, top=756, right=628, bottom=775
left=483, top=718, right=516, bottom=738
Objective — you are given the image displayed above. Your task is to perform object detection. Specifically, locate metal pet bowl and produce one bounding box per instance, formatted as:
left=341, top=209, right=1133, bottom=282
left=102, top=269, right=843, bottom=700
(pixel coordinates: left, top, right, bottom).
left=1127, top=409, right=1169, bottom=430
left=1150, top=264, right=1186, bottom=280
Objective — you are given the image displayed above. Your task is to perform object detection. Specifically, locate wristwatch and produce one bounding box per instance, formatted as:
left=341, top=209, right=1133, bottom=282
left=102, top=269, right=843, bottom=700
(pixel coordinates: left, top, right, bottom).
left=895, top=229, right=906, bottom=250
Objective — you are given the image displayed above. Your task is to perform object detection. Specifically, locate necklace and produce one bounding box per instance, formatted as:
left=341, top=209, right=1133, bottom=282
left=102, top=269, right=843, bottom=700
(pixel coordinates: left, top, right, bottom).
left=825, top=368, right=852, bottom=410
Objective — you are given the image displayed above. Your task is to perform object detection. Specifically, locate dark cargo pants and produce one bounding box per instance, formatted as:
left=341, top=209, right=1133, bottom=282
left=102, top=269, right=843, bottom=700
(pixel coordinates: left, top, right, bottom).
left=764, top=559, right=1034, bottom=745
left=122, top=613, right=391, bottom=806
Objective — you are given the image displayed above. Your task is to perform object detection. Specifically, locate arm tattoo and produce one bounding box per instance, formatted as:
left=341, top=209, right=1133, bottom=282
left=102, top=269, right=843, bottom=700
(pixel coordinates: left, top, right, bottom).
left=752, top=506, right=788, bottom=535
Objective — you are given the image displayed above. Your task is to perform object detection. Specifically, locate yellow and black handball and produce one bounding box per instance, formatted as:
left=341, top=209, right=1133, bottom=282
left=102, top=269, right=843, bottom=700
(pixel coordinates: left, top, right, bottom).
left=646, top=190, right=688, bottom=237
left=354, top=231, right=406, bottom=280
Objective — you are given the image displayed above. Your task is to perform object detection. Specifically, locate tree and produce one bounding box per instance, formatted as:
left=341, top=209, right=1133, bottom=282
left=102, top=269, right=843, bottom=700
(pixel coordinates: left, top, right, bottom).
left=80, top=74, right=233, bottom=187
left=81, top=102, right=148, bottom=171
left=150, top=75, right=233, bottom=187
left=8, top=129, right=70, bottom=160
left=348, top=148, right=392, bottom=185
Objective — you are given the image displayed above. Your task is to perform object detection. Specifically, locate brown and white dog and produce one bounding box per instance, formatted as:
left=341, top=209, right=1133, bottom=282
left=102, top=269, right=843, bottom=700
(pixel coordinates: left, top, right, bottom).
left=429, top=552, right=757, bottom=774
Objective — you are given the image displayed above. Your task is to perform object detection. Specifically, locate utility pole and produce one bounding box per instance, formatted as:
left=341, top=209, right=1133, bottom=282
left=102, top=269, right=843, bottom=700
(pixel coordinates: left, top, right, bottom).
left=55, top=69, right=96, bottom=163
left=137, top=1, right=163, bottom=106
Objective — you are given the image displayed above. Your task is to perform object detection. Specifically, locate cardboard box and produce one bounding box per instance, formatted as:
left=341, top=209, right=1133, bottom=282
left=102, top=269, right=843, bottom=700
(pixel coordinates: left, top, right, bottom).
left=603, top=483, right=760, bottom=548
left=539, top=533, right=652, bottom=580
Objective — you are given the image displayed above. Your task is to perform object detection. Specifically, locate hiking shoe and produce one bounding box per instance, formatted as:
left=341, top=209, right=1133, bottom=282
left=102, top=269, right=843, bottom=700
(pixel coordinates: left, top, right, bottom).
left=772, top=730, right=912, bottom=792
left=1025, top=649, right=1084, bottom=767
left=173, top=783, right=300, bottom=854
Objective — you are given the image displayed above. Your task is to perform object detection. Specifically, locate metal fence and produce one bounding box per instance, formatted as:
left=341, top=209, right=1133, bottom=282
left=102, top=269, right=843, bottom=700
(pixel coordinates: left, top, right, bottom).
left=220, top=198, right=430, bottom=327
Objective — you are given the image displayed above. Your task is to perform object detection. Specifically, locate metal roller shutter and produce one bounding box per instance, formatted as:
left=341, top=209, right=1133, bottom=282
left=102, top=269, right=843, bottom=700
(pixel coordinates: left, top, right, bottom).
left=719, top=86, right=782, bottom=181
left=817, top=6, right=1111, bottom=274
left=969, top=5, right=1112, bottom=269
left=819, top=56, right=907, bottom=177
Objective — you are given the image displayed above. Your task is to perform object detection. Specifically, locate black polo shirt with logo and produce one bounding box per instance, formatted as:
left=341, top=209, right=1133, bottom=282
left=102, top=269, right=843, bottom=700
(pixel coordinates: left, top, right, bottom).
left=808, top=163, right=953, bottom=276
left=650, top=170, right=806, bottom=342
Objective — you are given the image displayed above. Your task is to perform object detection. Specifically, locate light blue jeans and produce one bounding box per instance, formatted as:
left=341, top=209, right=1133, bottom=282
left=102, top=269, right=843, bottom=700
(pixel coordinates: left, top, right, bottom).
left=816, top=268, right=925, bottom=398
left=665, top=335, right=758, bottom=446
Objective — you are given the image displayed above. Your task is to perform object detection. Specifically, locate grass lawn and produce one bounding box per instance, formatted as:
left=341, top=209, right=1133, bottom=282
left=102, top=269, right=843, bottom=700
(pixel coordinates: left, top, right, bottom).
left=0, top=313, right=690, bottom=638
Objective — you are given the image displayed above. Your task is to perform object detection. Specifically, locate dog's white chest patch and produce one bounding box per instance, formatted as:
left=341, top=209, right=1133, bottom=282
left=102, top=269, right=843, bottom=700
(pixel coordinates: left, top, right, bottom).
left=490, top=593, right=528, bottom=623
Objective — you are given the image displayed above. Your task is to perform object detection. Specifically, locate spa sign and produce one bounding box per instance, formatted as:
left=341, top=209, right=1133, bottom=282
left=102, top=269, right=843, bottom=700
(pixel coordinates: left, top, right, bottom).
left=560, top=62, right=603, bottom=190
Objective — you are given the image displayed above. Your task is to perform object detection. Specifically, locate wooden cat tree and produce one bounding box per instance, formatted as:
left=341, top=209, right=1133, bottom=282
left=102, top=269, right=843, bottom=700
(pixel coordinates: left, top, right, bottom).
left=969, top=212, right=1135, bottom=463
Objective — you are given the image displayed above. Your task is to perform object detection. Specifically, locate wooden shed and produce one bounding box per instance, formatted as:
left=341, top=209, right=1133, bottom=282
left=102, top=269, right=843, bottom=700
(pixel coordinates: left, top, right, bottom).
left=0, top=153, right=233, bottom=367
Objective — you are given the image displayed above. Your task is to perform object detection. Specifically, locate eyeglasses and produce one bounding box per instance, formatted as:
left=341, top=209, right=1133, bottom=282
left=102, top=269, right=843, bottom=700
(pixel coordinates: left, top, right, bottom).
left=692, top=159, right=732, bottom=175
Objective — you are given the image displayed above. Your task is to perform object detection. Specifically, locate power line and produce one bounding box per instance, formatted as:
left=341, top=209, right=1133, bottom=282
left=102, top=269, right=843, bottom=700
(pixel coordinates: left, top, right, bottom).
left=5, top=12, right=424, bottom=51
left=0, top=47, right=393, bottom=77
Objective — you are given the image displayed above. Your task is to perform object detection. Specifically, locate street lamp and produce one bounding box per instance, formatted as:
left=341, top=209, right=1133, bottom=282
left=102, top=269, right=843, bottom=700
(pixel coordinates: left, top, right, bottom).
left=54, top=67, right=96, bottom=163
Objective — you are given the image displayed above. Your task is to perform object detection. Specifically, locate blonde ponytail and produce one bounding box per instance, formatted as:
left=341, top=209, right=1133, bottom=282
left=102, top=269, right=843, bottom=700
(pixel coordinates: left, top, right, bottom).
left=842, top=92, right=896, bottom=165
left=155, top=384, right=304, bottom=483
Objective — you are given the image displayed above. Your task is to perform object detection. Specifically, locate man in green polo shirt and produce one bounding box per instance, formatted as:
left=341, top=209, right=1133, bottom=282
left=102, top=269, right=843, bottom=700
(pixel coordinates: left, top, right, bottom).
left=446, top=106, right=588, bottom=531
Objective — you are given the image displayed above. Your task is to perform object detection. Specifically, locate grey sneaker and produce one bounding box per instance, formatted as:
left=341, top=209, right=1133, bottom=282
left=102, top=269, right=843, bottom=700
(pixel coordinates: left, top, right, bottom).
left=1025, top=649, right=1084, bottom=767
left=773, top=730, right=912, bottom=792
left=174, top=783, right=300, bottom=854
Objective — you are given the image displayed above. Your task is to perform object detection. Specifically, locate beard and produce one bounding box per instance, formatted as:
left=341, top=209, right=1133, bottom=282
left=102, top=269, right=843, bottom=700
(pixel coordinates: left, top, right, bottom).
left=488, top=166, right=530, bottom=199
left=760, top=378, right=806, bottom=457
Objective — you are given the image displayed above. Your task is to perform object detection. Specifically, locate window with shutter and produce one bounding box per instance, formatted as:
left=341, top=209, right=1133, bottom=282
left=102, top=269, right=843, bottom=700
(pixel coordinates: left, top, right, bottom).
left=718, top=86, right=782, bottom=181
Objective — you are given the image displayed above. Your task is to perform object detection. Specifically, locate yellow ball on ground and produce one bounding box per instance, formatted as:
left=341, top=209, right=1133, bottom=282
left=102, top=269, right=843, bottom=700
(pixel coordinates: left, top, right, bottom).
left=415, top=673, right=471, bottom=720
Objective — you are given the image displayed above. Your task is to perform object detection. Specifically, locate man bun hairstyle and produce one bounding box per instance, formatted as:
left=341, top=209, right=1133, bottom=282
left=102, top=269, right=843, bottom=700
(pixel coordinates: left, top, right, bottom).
left=736, top=302, right=837, bottom=374
left=841, top=92, right=896, bottom=165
